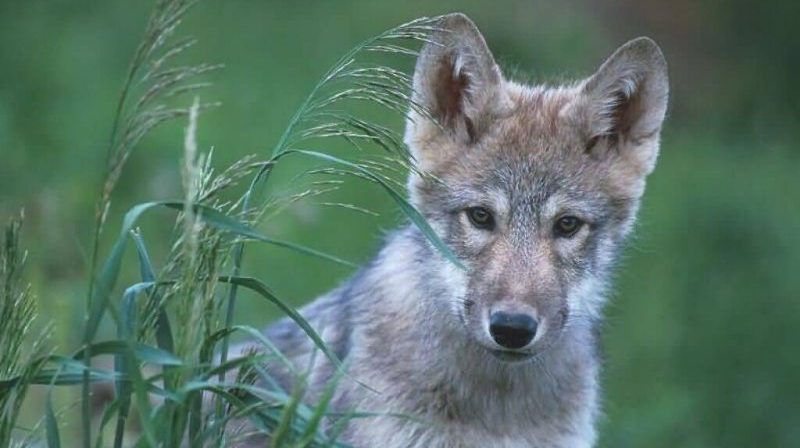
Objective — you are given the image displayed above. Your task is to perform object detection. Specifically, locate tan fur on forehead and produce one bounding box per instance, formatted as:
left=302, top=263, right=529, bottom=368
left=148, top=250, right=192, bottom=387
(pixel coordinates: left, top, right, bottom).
left=410, top=82, right=580, bottom=167
left=411, top=78, right=652, bottom=201
left=407, top=18, right=667, bottom=204
left=504, top=81, right=578, bottom=138
left=413, top=86, right=567, bottom=169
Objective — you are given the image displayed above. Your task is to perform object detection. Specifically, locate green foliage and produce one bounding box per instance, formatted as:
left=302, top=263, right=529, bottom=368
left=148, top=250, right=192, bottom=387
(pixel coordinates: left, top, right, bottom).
left=0, top=213, right=47, bottom=447
left=0, top=0, right=448, bottom=446
left=0, top=0, right=798, bottom=447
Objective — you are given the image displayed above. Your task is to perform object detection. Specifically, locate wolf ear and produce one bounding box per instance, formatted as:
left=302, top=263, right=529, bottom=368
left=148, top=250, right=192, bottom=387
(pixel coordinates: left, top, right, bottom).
left=581, top=37, right=669, bottom=175
left=405, top=13, right=510, bottom=153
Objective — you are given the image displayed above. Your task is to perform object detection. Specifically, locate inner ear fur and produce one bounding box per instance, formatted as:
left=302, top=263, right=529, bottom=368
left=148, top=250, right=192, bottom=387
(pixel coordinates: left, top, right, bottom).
left=581, top=37, right=669, bottom=175
left=405, top=13, right=510, bottom=151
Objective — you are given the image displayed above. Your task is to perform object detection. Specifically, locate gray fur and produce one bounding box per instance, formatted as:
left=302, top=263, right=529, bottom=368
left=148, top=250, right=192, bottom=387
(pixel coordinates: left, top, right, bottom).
left=239, top=13, right=668, bottom=447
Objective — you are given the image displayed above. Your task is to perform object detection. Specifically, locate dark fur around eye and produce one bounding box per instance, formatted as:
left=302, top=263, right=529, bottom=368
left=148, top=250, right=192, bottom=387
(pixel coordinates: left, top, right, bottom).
left=554, top=216, right=583, bottom=237
left=466, top=206, right=495, bottom=230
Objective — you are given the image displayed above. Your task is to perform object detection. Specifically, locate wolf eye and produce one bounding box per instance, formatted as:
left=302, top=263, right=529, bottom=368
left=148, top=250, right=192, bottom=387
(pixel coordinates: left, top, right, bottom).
left=466, top=207, right=495, bottom=230
left=554, top=216, right=583, bottom=237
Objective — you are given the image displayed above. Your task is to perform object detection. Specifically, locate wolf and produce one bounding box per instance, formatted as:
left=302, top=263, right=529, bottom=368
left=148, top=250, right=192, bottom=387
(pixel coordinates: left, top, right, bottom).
left=243, top=13, right=669, bottom=448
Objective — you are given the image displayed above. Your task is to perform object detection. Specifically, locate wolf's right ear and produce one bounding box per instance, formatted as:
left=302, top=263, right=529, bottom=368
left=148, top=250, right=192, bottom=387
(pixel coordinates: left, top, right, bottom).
left=405, top=14, right=510, bottom=160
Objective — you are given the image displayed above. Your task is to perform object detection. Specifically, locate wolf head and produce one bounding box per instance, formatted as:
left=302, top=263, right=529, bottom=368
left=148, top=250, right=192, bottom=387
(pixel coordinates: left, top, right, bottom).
left=404, top=14, right=668, bottom=361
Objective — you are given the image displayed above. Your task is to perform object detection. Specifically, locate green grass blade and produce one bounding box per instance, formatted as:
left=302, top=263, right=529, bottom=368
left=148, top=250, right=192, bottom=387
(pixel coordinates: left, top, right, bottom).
left=45, top=390, right=61, bottom=448
left=113, top=281, right=150, bottom=448
left=270, top=377, right=307, bottom=448
left=94, top=398, right=123, bottom=448
left=127, top=345, right=157, bottom=448
left=217, top=276, right=339, bottom=369
left=160, top=201, right=357, bottom=267
left=87, top=198, right=356, bottom=346
left=85, top=202, right=165, bottom=342
left=72, top=340, right=182, bottom=366
left=295, top=361, right=348, bottom=447
left=131, top=230, right=175, bottom=359
left=288, top=149, right=462, bottom=269
left=26, top=365, right=119, bottom=386
left=0, top=355, right=120, bottom=388
left=229, top=324, right=297, bottom=376
left=130, top=229, right=156, bottom=282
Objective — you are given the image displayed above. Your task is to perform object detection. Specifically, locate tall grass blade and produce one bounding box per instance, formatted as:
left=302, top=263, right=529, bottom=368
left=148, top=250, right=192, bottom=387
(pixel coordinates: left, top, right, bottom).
left=217, top=276, right=339, bottom=368
left=287, top=149, right=462, bottom=268
left=82, top=0, right=216, bottom=441
left=131, top=230, right=174, bottom=353
left=160, top=202, right=357, bottom=267
left=72, top=340, right=182, bottom=366
left=45, top=390, right=61, bottom=448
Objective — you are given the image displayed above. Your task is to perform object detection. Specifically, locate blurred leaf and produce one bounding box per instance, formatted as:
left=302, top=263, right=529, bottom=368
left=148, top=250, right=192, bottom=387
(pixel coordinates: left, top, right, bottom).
left=72, top=340, right=182, bottom=366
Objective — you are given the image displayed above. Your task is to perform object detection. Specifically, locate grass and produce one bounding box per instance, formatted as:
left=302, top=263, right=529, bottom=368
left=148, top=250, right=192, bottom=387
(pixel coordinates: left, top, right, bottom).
left=0, top=211, right=48, bottom=448
left=0, top=1, right=445, bottom=446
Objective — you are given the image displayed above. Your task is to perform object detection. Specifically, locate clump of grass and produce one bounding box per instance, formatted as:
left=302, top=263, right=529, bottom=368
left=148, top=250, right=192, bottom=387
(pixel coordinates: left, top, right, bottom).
left=0, top=212, right=48, bottom=447
left=0, top=0, right=450, bottom=446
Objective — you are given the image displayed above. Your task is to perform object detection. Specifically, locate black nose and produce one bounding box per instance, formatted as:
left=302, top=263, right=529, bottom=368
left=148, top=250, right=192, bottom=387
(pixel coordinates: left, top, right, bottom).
left=489, top=312, right=538, bottom=349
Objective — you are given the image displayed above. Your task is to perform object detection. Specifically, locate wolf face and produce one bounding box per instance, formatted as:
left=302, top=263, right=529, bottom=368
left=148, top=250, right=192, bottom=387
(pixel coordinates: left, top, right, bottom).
left=404, top=14, right=668, bottom=361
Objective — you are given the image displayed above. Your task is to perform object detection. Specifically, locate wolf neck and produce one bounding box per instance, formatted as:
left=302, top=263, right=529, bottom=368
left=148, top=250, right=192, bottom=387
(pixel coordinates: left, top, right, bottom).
left=353, top=226, right=599, bottom=425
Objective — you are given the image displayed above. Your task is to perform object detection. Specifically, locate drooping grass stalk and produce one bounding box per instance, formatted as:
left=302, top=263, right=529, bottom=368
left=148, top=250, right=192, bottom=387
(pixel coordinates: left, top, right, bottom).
left=212, top=17, right=444, bottom=443
left=80, top=0, right=217, bottom=445
left=12, top=4, right=456, bottom=446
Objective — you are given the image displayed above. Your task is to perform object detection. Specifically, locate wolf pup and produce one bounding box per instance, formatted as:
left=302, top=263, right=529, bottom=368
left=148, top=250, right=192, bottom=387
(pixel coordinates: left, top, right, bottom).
left=254, top=13, right=668, bottom=448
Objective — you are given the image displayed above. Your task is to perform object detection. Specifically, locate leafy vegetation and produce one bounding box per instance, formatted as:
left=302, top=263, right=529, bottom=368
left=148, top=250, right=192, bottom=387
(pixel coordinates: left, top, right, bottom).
left=0, top=1, right=445, bottom=446
left=1, top=0, right=798, bottom=447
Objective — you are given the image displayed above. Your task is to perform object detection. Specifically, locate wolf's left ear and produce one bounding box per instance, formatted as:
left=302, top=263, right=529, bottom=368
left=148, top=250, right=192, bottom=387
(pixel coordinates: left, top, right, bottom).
left=581, top=37, right=669, bottom=176
left=405, top=13, right=511, bottom=155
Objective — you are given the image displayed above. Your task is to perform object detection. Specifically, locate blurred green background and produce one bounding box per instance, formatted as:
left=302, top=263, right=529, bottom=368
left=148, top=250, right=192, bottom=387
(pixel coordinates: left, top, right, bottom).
left=1, top=0, right=799, bottom=446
